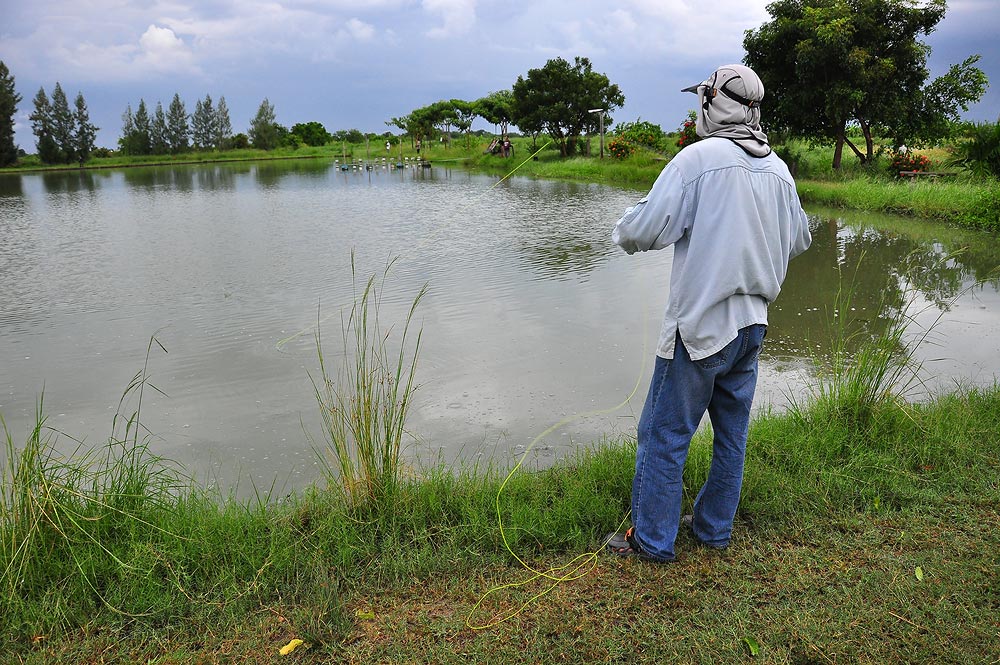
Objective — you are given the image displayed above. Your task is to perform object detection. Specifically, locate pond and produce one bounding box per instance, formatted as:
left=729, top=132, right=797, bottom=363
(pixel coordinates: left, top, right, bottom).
left=1, top=160, right=998, bottom=493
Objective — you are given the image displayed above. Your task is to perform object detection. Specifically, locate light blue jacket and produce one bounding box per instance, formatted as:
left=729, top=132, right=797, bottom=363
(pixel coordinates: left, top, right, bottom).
left=612, top=137, right=812, bottom=360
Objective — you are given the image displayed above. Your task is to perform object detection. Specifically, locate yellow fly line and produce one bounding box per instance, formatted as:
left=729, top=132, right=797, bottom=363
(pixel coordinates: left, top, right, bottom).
left=276, top=136, right=653, bottom=628
left=466, top=300, right=652, bottom=630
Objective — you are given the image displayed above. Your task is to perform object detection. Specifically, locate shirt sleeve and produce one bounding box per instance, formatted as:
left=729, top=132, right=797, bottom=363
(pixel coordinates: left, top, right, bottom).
left=611, top=163, right=687, bottom=255
left=789, top=197, right=812, bottom=259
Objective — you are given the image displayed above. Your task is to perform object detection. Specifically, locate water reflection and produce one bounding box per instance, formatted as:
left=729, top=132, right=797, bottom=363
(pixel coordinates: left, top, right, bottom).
left=254, top=158, right=333, bottom=186
left=0, top=173, right=24, bottom=198
left=122, top=166, right=196, bottom=191
left=196, top=166, right=237, bottom=191
left=39, top=169, right=106, bottom=194
left=502, top=180, right=615, bottom=279
left=768, top=208, right=1000, bottom=363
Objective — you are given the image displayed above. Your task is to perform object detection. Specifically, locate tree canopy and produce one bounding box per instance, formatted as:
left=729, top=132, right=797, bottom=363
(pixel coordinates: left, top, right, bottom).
left=475, top=90, right=514, bottom=137
left=290, top=121, right=331, bottom=147
left=511, top=56, right=624, bottom=156
left=249, top=98, right=279, bottom=150
left=192, top=95, right=217, bottom=150
left=744, top=0, right=987, bottom=168
left=73, top=92, right=98, bottom=166
left=167, top=93, right=190, bottom=154
left=30, top=83, right=97, bottom=164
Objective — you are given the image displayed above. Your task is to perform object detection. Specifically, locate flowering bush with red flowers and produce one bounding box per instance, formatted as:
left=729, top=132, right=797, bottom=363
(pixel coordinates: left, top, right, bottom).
left=890, top=151, right=932, bottom=174
left=607, top=119, right=667, bottom=159
left=676, top=111, right=700, bottom=149
left=607, top=136, right=637, bottom=160
left=615, top=120, right=666, bottom=149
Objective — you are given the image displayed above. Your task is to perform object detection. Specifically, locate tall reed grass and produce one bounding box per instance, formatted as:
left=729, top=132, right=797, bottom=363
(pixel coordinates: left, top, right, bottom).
left=310, top=253, right=427, bottom=506
left=0, top=339, right=185, bottom=637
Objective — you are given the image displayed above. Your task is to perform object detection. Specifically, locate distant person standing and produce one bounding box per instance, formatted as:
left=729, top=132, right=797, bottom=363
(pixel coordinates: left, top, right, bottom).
left=606, top=64, right=812, bottom=563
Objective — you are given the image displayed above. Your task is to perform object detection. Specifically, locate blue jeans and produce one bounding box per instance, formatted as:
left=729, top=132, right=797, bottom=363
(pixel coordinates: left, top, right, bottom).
left=630, top=324, right=765, bottom=561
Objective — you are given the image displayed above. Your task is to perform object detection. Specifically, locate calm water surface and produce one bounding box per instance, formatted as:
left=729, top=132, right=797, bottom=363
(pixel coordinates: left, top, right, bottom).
left=2, top=161, right=998, bottom=492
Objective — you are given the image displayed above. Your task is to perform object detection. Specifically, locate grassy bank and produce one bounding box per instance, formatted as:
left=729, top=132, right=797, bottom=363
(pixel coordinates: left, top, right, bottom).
left=0, top=144, right=353, bottom=174
left=4, top=387, right=998, bottom=662
left=796, top=177, right=1000, bottom=231
left=4, top=358, right=999, bottom=661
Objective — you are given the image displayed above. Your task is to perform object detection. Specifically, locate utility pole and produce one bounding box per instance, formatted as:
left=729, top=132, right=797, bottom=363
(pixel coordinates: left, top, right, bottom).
left=589, top=108, right=606, bottom=159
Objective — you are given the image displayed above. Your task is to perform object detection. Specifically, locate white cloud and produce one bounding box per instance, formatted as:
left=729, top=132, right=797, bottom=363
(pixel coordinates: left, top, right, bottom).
left=135, top=24, right=201, bottom=74
left=423, top=0, right=476, bottom=39
left=343, top=18, right=376, bottom=41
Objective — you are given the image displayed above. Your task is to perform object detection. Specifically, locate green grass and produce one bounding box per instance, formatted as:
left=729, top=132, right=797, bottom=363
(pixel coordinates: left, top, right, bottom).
left=796, top=177, right=1000, bottom=231
left=5, top=382, right=998, bottom=662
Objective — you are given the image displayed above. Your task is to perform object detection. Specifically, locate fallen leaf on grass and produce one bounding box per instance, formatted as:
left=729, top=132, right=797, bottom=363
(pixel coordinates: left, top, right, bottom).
left=915, top=566, right=924, bottom=581
left=279, top=638, right=304, bottom=655
left=743, top=636, right=761, bottom=657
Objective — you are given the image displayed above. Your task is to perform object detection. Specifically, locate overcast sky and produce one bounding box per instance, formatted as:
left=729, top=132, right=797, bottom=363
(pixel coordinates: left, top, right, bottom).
left=2, top=0, right=998, bottom=150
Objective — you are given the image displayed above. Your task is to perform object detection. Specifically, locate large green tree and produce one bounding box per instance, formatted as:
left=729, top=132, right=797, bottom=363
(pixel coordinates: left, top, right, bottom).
left=73, top=92, right=98, bottom=165
left=214, top=96, right=232, bottom=150
left=744, top=0, right=987, bottom=169
left=476, top=90, right=514, bottom=137
left=0, top=61, right=21, bottom=166
left=192, top=94, right=216, bottom=149
left=50, top=83, right=75, bottom=163
left=29, top=87, right=60, bottom=163
left=511, top=56, right=624, bottom=156
left=132, top=99, right=152, bottom=155
left=249, top=98, right=278, bottom=150
left=290, top=121, right=331, bottom=146
left=166, top=93, right=190, bottom=154
left=449, top=99, right=477, bottom=148
left=151, top=102, right=169, bottom=155
left=400, top=104, right=444, bottom=148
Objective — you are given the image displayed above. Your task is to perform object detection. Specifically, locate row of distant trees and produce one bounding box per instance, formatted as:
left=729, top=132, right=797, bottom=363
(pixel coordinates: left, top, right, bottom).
left=31, top=83, right=99, bottom=166
left=0, top=64, right=99, bottom=168
left=119, top=94, right=234, bottom=156
left=387, top=56, right=623, bottom=158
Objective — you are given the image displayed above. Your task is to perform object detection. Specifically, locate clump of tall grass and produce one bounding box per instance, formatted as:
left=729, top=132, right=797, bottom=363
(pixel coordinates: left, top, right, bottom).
left=0, top=340, right=354, bottom=647
left=311, top=253, right=427, bottom=507
left=947, top=121, right=1000, bottom=179
left=794, top=254, right=954, bottom=431
left=0, top=340, right=185, bottom=638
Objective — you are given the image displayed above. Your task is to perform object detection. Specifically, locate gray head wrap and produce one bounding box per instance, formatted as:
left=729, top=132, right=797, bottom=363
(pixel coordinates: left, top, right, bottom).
left=682, top=64, right=770, bottom=157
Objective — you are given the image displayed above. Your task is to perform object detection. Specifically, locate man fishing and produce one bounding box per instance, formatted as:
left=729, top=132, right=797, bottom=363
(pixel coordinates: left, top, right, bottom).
left=607, top=64, right=812, bottom=562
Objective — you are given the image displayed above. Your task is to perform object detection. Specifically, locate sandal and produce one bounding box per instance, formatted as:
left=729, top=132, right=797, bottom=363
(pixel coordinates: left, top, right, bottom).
left=604, top=527, right=674, bottom=563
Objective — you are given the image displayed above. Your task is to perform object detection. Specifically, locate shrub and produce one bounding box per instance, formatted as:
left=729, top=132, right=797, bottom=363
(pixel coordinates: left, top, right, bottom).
left=607, top=136, right=637, bottom=160
left=890, top=151, right=931, bottom=174
left=676, top=111, right=699, bottom=149
left=614, top=119, right=666, bottom=150
left=947, top=121, right=1000, bottom=178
